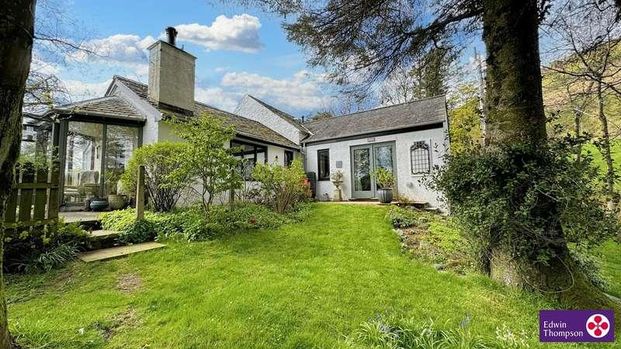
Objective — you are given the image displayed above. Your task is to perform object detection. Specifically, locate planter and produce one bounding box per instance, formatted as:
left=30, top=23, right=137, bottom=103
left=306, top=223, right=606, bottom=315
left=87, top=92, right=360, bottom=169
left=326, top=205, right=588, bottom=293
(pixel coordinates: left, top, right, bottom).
left=377, top=188, right=393, bottom=204
left=107, top=194, right=126, bottom=210
left=90, top=198, right=109, bottom=211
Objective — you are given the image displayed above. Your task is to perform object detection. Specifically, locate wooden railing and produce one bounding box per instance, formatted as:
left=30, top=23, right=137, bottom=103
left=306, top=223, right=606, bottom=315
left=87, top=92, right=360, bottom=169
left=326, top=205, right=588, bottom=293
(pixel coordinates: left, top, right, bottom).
left=3, top=161, right=61, bottom=233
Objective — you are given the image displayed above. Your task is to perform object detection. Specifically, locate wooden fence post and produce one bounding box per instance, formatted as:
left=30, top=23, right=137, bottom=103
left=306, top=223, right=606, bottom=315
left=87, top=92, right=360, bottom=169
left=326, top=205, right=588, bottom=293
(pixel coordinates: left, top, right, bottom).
left=136, top=165, right=145, bottom=220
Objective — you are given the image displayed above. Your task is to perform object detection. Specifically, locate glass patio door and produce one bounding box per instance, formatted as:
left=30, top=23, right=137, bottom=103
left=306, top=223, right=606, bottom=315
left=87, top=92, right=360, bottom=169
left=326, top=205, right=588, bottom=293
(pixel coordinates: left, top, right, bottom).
left=351, top=142, right=396, bottom=199
left=351, top=145, right=373, bottom=198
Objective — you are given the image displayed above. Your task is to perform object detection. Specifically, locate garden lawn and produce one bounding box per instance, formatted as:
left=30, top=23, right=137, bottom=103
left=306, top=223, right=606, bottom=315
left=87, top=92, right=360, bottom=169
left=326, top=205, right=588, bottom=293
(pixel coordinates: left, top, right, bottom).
left=5, top=204, right=612, bottom=348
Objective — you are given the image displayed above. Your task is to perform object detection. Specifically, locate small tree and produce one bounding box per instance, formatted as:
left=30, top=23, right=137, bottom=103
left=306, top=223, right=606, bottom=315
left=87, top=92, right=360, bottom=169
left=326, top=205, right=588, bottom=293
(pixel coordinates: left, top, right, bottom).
left=252, top=158, right=310, bottom=213
left=170, top=114, right=242, bottom=211
left=121, top=142, right=191, bottom=212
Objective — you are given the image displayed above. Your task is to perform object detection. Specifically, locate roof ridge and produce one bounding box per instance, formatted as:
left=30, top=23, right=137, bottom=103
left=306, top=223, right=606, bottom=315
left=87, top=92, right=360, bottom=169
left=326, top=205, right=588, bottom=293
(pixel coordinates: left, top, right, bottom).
left=305, top=94, right=446, bottom=125
left=244, top=94, right=309, bottom=133
left=114, top=75, right=147, bottom=86
left=55, top=95, right=120, bottom=110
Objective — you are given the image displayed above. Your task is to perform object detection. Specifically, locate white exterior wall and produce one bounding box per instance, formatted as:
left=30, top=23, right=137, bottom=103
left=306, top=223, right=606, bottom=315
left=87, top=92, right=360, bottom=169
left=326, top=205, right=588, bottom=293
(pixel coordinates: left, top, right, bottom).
left=304, top=125, right=448, bottom=208
left=234, top=96, right=303, bottom=144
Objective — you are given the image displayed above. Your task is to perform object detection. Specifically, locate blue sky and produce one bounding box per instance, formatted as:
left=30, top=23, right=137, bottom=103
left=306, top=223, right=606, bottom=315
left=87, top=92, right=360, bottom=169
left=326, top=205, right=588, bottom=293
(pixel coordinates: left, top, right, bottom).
left=35, top=0, right=335, bottom=115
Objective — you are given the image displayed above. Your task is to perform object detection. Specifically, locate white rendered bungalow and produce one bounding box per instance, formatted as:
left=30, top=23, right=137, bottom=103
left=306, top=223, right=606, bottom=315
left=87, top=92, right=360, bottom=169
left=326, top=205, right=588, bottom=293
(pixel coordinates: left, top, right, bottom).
left=25, top=27, right=449, bottom=211
left=236, top=94, right=449, bottom=207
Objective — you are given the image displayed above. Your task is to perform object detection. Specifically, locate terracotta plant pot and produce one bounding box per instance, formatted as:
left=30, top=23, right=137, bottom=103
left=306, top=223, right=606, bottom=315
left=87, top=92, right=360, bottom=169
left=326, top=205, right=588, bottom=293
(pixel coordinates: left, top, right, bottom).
left=377, top=188, right=393, bottom=203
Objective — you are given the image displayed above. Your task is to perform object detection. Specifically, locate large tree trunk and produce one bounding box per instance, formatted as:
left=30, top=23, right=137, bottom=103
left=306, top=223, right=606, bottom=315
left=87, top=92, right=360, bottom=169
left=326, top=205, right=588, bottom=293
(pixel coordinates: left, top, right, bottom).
left=596, top=81, right=618, bottom=212
left=481, top=0, right=614, bottom=310
left=0, top=1, right=37, bottom=348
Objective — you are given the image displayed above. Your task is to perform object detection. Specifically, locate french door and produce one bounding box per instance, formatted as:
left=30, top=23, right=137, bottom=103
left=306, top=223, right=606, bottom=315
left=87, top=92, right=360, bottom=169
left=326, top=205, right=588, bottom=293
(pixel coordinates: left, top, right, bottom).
left=350, top=142, right=396, bottom=199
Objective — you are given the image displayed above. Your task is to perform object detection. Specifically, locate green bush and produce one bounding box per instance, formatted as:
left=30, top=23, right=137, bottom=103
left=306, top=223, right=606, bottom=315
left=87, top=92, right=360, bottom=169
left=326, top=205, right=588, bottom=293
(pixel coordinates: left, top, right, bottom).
left=4, top=221, right=90, bottom=273
left=118, top=220, right=157, bottom=244
left=386, top=207, right=418, bottom=228
left=252, top=158, right=311, bottom=213
left=431, top=142, right=620, bottom=271
left=121, top=142, right=192, bottom=212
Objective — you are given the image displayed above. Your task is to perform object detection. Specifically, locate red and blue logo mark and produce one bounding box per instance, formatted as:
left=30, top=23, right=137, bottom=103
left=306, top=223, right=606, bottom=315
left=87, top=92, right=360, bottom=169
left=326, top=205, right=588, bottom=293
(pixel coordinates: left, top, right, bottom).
left=540, top=310, right=614, bottom=342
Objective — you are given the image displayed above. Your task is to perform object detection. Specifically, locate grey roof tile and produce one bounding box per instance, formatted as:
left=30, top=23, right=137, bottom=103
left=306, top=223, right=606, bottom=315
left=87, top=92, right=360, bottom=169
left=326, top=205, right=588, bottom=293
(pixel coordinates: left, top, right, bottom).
left=114, top=76, right=298, bottom=148
left=54, top=96, right=144, bottom=121
left=303, top=96, right=447, bottom=143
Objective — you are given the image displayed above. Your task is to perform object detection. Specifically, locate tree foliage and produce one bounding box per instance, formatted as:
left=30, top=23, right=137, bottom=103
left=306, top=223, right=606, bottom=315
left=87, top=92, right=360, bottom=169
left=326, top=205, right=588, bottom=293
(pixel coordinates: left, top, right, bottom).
left=169, top=114, right=242, bottom=211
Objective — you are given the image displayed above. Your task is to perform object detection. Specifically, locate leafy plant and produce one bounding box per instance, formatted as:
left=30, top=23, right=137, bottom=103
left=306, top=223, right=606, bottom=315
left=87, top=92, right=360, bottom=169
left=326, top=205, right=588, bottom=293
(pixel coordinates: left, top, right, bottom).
left=386, top=207, right=418, bottom=228
left=122, top=142, right=192, bottom=212
left=4, top=220, right=90, bottom=273
left=252, top=158, right=311, bottom=213
left=373, top=168, right=395, bottom=189
left=346, top=315, right=513, bottom=349
left=118, top=220, right=157, bottom=244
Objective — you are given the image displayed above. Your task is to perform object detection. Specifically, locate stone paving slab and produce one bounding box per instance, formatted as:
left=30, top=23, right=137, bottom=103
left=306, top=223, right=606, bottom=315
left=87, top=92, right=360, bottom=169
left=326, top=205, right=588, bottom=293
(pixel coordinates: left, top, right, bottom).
left=60, top=211, right=101, bottom=223
left=79, top=242, right=165, bottom=262
left=89, top=230, right=119, bottom=238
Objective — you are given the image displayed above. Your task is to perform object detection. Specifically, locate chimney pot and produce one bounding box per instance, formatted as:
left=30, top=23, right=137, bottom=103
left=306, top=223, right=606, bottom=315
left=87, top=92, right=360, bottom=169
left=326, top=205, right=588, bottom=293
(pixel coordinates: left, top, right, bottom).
left=165, top=26, right=178, bottom=46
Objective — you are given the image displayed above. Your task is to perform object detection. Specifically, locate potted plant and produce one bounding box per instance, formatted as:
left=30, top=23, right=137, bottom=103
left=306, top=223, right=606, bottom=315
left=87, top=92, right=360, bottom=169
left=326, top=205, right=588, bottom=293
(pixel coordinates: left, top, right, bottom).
left=105, top=169, right=126, bottom=210
left=89, top=197, right=109, bottom=211
left=373, top=168, right=395, bottom=203
left=330, top=170, right=344, bottom=201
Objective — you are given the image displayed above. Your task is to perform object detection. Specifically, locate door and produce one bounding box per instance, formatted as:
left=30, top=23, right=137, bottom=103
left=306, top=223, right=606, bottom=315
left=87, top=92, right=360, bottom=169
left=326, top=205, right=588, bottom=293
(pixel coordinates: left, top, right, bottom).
left=350, top=142, right=396, bottom=199
left=351, top=145, right=373, bottom=198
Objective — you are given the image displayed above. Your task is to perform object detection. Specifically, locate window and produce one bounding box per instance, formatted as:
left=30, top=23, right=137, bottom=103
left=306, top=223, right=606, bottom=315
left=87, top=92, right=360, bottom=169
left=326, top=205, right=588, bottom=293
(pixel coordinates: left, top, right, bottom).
left=284, top=150, right=294, bottom=167
left=231, top=140, right=267, bottom=180
left=317, top=149, right=330, bottom=180
left=410, top=141, right=431, bottom=174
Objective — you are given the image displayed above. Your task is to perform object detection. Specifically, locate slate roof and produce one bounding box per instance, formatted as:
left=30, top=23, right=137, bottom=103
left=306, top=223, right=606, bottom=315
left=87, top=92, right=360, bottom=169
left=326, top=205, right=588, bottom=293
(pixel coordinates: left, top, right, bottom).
left=303, top=96, right=447, bottom=143
left=54, top=96, right=144, bottom=121
left=246, top=95, right=308, bottom=133
left=113, top=76, right=298, bottom=148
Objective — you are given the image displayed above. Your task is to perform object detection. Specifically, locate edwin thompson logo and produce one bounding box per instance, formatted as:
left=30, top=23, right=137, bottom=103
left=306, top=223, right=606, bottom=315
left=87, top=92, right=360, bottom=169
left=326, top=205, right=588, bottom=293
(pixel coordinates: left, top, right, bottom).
left=539, top=310, right=615, bottom=342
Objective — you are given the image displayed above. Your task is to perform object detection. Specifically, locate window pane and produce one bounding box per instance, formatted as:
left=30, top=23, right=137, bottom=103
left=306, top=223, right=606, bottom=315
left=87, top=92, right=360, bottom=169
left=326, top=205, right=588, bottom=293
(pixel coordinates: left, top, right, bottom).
left=105, top=125, right=139, bottom=196
left=285, top=150, right=294, bottom=167
left=410, top=141, right=430, bottom=174
left=318, top=150, right=330, bottom=180
left=63, top=122, right=104, bottom=205
left=353, top=148, right=371, bottom=191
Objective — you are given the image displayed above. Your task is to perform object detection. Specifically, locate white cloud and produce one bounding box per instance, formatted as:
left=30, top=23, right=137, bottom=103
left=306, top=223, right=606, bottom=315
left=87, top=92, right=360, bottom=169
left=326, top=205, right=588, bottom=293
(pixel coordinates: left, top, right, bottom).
left=221, top=70, right=333, bottom=110
left=174, top=15, right=262, bottom=53
left=62, top=79, right=112, bottom=103
left=73, top=34, right=155, bottom=64
left=195, top=86, right=240, bottom=112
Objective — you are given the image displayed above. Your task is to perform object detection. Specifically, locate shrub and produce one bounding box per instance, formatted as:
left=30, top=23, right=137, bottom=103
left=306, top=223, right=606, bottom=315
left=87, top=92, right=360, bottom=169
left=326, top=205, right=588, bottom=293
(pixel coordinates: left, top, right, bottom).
left=118, top=220, right=157, bottom=244
left=252, top=158, right=311, bottom=213
left=121, top=142, right=192, bottom=212
left=431, top=142, right=620, bottom=272
left=4, top=221, right=90, bottom=273
left=100, top=202, right=311, bottom=242
left=386, top=207, right=418, bottom=228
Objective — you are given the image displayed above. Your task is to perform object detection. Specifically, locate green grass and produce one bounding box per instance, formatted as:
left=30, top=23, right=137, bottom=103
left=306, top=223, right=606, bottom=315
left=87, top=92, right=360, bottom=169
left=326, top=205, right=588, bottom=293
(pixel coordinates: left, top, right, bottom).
left=599, top=240, right=621, bottom=299
left=5, top=204, right=615, bottom=348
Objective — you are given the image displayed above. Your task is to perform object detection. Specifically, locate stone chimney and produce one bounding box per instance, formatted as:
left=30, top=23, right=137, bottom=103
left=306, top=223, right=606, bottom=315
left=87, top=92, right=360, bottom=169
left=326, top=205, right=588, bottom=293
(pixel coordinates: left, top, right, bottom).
left=147, top=26, right=196, bottom=112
